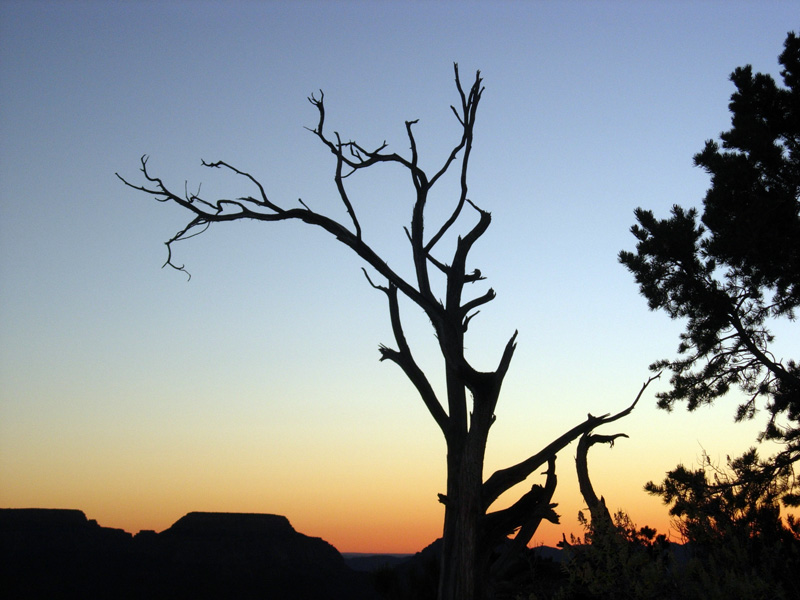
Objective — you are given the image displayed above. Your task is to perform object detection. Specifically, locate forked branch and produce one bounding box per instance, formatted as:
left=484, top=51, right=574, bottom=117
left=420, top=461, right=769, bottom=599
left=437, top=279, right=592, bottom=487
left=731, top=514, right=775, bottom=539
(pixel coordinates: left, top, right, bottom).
left=117, top=154, right=438, bottom=314
left=481, top=373, right=661, bottom=510
left=426, top=65, right=484, bottom=251
left=364, top=272, right=449, bottom=433
left=487, top=458, right=559, bottom=579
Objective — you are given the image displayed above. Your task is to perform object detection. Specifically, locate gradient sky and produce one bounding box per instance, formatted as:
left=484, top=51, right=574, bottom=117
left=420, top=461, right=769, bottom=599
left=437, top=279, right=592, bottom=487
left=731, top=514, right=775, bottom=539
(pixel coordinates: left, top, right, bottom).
left=1, top=0, right=797, bottom=553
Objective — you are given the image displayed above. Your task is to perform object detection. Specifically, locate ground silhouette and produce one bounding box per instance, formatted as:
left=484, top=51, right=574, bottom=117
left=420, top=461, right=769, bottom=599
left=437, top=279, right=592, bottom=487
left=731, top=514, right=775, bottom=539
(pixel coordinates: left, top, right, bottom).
left=0, top=508, right=379, bottom=599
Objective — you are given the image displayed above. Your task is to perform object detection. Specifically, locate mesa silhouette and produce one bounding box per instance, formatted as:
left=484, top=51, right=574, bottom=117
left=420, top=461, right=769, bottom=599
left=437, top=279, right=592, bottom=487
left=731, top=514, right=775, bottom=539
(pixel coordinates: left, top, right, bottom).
left=0, top=508, right=379, bottom=599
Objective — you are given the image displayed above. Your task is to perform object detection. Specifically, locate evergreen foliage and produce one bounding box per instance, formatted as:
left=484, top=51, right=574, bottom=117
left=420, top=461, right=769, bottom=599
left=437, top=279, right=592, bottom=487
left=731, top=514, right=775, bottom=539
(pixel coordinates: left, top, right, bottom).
left=556, top=511, right=675, bottom=600
left=645, top=449, right=800, bottom=600
left=619, top=31, right=800, bottom=506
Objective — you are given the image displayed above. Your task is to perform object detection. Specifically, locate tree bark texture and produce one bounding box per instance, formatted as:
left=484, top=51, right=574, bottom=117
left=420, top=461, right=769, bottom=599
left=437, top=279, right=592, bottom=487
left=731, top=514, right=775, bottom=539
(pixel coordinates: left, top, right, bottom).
left=439, top=436, right=484, bottom=600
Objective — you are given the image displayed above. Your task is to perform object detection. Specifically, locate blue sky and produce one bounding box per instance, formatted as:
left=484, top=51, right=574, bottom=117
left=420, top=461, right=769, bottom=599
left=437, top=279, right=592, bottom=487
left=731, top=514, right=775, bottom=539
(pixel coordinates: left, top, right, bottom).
left=1, top=1, right=797, bottom=551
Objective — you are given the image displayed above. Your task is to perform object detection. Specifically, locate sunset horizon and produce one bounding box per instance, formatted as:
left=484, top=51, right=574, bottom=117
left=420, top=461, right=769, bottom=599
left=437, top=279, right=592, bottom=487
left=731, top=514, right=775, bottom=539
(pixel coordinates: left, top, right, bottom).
left=2, top=0, right=796, bottom=570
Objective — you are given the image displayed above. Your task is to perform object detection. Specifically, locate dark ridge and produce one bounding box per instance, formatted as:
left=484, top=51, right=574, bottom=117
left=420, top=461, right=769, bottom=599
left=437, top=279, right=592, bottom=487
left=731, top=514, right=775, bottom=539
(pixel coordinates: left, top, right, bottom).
left=0, top=508, right=378, bottom=599
left=163, top=511, right=294, bottom=537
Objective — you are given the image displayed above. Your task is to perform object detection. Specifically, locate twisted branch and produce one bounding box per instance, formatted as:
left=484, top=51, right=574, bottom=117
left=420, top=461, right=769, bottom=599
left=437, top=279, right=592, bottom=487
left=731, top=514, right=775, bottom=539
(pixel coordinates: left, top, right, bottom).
left=482, top=373, right=660, bottom=510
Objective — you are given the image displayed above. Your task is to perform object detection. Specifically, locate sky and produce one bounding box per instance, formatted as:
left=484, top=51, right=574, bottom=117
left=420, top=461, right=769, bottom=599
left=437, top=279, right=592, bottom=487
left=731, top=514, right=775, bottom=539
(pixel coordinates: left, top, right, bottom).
left=0, top=0, right=797, bottom=553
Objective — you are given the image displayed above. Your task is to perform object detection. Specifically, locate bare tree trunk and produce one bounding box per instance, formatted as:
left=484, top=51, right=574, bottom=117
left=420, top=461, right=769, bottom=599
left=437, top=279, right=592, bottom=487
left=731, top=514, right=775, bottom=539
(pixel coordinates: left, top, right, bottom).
left=439, top=435, right=485, bottom=600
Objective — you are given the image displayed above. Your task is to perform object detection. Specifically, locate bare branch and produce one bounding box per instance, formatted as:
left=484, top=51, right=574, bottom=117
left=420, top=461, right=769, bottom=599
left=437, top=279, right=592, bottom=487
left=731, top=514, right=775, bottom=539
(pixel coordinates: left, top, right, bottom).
left=426, top=252, right=450, bottom=276
left=576, top=431, right=628, bottom=522
left=481, top=373, right=660, bottom=510
left=461, top=288, right=496, bottom=318
left=511, top=457, right=559, bottom=546
left=306, top=91, right=412, bottom=174
left=363, top=269, right=448, bottom=433
left=494, top=330, right=519, bottom=386
left=449, top=104, right=464, bottom=126
left=463, top=310, right=480, bottom=332
left=119, top=155, right=441, bottom=315
left=200, top=159, right=282, bottom=213
left=377, top=283, right=449, bottom=432
left=482, top=458, right=558, bottom=543
left=406, top=119, right=420, bottom=182
left=361, top=267, right=388, bottom=293
left=333, top=132, right=362, bottom=239
left=464, top=268, right=485, bottom=284
left=446, top=201, right=492, bottom=313
left=487, top=458, right=558, bottom=579
left=307, top=90, right=325, bottom=133
left=426, top=66, right=484, bottom=251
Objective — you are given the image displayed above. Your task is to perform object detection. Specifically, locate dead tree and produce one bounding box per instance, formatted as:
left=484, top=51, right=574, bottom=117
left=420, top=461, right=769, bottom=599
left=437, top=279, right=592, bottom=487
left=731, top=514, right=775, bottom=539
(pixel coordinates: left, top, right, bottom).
left=118, top=65, right=657, bottom=600
left=576, top=432, right=625, bottom=527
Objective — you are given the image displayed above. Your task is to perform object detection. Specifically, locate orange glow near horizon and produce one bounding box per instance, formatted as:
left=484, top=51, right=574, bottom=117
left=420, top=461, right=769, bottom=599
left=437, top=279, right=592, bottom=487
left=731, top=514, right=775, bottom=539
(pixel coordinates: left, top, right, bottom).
left=1, top=376, right=776, bottom=554
left=1, top=386, right=774, bottom=554
left=0, top=496, right=679, bottom=554
left=2, top=449, right=684, bottom=554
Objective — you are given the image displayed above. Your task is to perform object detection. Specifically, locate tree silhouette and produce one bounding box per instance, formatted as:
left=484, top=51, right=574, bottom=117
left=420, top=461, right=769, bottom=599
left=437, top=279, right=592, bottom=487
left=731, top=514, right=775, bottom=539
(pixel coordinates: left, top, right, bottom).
left=646, top=450, right=800, bottom=599
left=620, top=32, right=800, bottom=508
left=119, top=65, right=655, bottom=600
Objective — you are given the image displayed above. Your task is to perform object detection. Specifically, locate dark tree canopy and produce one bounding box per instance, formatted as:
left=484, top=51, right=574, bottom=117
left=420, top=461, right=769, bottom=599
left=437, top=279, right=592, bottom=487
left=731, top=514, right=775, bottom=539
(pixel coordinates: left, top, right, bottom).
left=644, top=449, right=800, bottom=599
left=698, top=35, right=800, bottom=310
left=645, top=449, right=799, bottom=545
left=620, top=32, right=800, bottom=504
